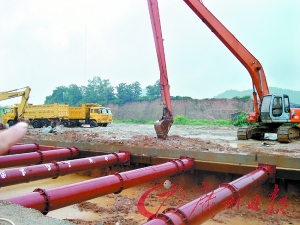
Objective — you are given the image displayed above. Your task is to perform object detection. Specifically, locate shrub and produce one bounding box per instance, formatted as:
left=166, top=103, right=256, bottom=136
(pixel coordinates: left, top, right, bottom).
left=173, top=115, right=189, bottom=125
left=231, top=112, right=249, bottom=127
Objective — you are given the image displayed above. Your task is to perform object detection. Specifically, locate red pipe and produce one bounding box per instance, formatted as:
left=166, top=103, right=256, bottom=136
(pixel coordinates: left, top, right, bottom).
left=143, top=163, right=276, bottom=225
left=2, top=156, right=194, bottom=214
left=0, top=151, right=130, bottom=187
left=7, top=144, right=64, bottom=155
left=0, top=147, right=79, bottom=169
left=7, top=143, right=39, bottom=155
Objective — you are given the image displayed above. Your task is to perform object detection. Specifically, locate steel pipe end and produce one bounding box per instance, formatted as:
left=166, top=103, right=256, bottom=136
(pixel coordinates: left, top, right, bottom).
left=119, top=150, right=131, bottom=166
left=257, top=163, right=276, bottom=183
left=180, top=156, right=195, bottom=174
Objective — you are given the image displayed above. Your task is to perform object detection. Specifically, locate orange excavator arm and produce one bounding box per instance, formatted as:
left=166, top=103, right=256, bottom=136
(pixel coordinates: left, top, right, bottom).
left=183, top=0, right=269, bottom=121
left=147, top=0, right=173, bottom=139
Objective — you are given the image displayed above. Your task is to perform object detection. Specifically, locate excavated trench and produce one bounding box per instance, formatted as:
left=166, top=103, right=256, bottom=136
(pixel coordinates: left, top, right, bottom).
left=1, top=124, right=300, bottom=225
left=1, top=163, right=300, bottom=225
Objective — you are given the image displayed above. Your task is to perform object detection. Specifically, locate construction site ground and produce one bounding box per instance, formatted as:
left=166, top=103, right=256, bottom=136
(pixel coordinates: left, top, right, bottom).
left=1, top=123, right=300, bottom=225
left=25, top=123, right=300, bottom=158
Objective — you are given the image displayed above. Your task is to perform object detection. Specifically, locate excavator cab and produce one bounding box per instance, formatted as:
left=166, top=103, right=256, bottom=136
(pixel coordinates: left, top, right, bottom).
left=260, top=94, right=291, bottom=123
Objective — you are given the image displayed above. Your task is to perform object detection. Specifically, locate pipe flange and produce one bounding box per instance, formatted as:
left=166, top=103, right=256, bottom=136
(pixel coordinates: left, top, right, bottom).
left=51, top=161, right=60, bottom=179
left=219, top=183, right=239, bottom=206
left=33, top=143, right=40, bottom=150
left=112, top=172, right=124, bottom=194
left=177, top=159, right=185, bottom=172
left=36, top=150, right=44, bottom=164
left=68, top=147, right=78, bottom=159
left=180, top=156, right=195, bottom=174
left=111, top=152, right=120, bottom=166
left=118, top=150, right=131, bottom=166
left=148, top=213, right=174, bottom=225
left=33, top=188, right=50, bottom=215
left=169, top=160, right=180, bottom=176
left=257, top=163, right=276, bottom=183
left=162, top=207, right=188, bottom=224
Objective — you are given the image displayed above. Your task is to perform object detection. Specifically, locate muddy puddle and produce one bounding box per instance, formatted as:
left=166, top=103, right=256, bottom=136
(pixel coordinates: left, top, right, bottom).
left=0, top=170, right=299, bottom=225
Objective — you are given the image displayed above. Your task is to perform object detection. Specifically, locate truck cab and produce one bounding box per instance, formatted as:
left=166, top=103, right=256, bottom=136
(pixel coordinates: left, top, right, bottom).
left=88, top=106, right=110, bottom=127
left=106, top=108, right=113, bottom=123
left=2, top=106, right=17, bottom=126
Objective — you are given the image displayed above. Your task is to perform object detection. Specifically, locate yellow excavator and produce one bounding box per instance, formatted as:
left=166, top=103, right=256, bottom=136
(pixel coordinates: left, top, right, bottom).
left=0, top=86, right=31, bottom=129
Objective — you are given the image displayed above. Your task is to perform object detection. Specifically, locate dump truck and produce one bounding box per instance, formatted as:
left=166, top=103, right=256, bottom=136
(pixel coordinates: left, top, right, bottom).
left=2, top=103, right=69, bottom=128
left=61, top=104, right=112, bottom=128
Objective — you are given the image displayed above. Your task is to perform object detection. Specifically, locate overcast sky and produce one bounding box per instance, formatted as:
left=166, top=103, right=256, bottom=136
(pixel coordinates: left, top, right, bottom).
left=1, top=0, right=299, bottom=106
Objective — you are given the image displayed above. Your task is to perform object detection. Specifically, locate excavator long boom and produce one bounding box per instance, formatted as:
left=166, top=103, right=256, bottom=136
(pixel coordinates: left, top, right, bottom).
left=183, top=0, right=269, bottom=119
left=147, top=0, right=173, bottom=139
left=0, top=86, right=31, bottom=118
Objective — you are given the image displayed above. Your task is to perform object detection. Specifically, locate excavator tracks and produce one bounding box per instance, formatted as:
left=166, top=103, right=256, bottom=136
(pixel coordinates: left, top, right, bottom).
left=238, top=125, right=300, bottom=143
left=277, top=126, right=300, bottom=143
left=237, top=126, right=263, bottom=140
left=237, top=126, right=250, bottom=140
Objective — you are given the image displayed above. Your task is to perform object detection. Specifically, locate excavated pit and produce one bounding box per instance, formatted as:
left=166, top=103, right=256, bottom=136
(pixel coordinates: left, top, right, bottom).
left=1, top=123, right=300, bottom=224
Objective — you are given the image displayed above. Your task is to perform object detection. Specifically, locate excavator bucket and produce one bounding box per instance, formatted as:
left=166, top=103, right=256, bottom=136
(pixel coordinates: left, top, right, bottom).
left=154, top=119, right=173, bottom=140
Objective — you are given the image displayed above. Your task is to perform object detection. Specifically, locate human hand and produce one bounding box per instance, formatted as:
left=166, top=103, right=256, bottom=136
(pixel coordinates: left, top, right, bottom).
left=0, top=122, right=28, bottom=155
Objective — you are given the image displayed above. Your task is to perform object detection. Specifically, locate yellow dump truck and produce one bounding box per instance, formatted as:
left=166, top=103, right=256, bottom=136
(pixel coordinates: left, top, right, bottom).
left=61, top=104, right=112, bottom=127
left=2, top=103, right=69, bottom=128
left=106, top=108, right=113, bottom=124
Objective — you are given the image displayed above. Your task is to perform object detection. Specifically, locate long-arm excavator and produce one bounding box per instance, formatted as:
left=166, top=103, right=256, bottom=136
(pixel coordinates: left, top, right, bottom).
left=148, top=0, right=300, bottom=142
left=0, top=86, right=31, bottom=128
left=147, top=0, right=173, bottom=140
left=183, top=0, right=300, bottom=143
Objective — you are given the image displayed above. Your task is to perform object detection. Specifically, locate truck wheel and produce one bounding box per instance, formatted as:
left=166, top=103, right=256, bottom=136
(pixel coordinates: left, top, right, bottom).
left=8, top=121, right=15, bottom=127
left=61, top=121, right=70, bottom=128
left=90, top=121, right=98, bottom=128
left=102, top=123, right=108, bottom=127
left=41, top=120, right=50, bottom=127
left=32, top=120, right=41, bottom=128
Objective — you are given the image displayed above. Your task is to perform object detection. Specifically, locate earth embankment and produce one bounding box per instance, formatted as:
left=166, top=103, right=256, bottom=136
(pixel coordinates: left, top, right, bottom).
left=107, top=98, right=253, bottom=120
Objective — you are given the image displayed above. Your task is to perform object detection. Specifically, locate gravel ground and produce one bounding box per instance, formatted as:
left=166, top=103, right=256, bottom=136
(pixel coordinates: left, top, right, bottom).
left=0, top=201, right=75, bottom=225
left=25, top=123, right=300, bottom=158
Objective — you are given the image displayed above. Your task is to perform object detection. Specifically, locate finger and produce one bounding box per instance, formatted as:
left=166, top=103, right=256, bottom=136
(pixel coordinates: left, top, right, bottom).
left=0, top=122, right=28, bottom=155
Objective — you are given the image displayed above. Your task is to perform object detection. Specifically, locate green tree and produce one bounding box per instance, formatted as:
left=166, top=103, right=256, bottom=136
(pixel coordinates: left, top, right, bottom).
left=146, top=80, right=161, bottom=99
left=116, top=82, right=142, bottom=104
left=44, top=86, right=67, bottom=104
left=63, top=84, right=83, bottom=106
left=131, top=81, right=142, bottom=100
left=116, top=83, right=132, bottom=104
left=82, top=76, right=115, bottom=104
